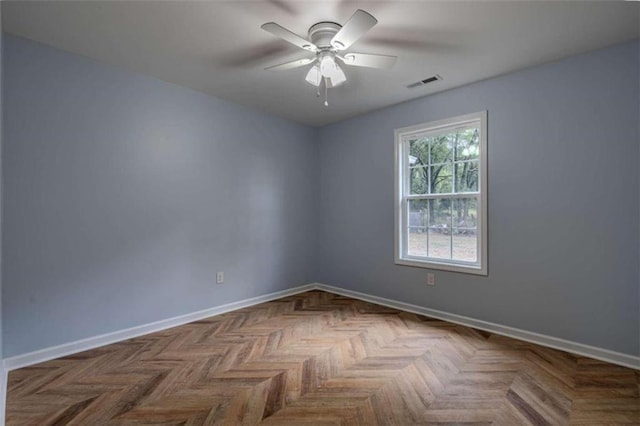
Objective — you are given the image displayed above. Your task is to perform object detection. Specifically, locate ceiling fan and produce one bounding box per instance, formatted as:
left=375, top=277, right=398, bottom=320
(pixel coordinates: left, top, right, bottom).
left=261, top=9, right=397, bottom=106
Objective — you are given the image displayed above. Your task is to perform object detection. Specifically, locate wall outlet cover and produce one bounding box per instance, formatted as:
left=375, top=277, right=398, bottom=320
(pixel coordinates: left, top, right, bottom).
left=427, top=273, right=436, bottom=286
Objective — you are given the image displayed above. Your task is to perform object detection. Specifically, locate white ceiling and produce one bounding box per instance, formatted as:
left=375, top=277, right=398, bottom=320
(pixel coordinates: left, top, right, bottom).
left=3, top=1, right=639, bottom=127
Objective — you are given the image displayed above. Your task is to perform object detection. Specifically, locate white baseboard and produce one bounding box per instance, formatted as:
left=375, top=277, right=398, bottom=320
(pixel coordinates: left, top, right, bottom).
left=3, top=282, right=638, bottom=375
left=312, top=283, right=640, bottom=371
left=3, top=284, right=316, bottom=372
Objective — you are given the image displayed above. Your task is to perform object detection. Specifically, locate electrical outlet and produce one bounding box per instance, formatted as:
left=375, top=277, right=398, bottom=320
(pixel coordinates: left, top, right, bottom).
left=427, top=273, right=435, bottom=286
left=216, top=272, right=224, bottom=284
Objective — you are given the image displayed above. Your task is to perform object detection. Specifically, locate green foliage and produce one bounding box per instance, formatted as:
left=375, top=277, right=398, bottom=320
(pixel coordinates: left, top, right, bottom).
left=408, top=127, right=480, bottom=231
left=409, top=128, right=479, bottom=195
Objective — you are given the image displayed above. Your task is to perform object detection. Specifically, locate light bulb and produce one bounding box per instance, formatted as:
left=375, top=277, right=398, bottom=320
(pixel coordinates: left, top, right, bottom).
left=329, top=64, right=346, bottom=86
left=319, top=54, right=347, bottom=87
left=319, top=55, right=335, bottom=78
left=305, top=65, right=321, bottom=87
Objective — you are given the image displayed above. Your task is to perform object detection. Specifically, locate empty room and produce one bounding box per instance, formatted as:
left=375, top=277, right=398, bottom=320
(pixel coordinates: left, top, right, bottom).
left=0, top=1, right=639, bottom=424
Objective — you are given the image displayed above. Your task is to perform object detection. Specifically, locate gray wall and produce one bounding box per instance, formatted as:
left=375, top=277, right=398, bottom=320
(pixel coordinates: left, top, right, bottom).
left=0, top=6, right=4, bottom=365
left=3, top=34, right=639, bottom=360
left=317, top=40, right=640, bottom=356
left=2, top=35, right=318, bottom=357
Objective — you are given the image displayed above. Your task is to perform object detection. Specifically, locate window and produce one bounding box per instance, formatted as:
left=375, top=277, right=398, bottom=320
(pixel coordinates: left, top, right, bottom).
left=394, top=111, right=487, bottom=275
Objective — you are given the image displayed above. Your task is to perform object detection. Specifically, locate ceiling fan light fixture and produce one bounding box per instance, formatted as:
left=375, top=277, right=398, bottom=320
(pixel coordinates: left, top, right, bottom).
left=305, top=64, right=322, bottom=86
left=319, top=53, right=346, bottom=86
left=319, top=54, right=336, bottom=78
left=328, top=64, right=346, bottom=86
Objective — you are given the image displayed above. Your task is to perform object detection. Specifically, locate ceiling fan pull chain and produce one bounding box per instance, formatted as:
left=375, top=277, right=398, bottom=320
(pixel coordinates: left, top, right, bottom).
left=324, top=77, right=329, bottom=106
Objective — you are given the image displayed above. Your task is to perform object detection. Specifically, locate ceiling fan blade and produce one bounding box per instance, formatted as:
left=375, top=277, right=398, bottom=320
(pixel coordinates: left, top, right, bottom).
left=265, top=57, right=316, bottom=71
left=339, top=53, right=397, bottom=69
left=331, top=9, right=377, bottom=50
left=261, top=22, right=318, bottom=52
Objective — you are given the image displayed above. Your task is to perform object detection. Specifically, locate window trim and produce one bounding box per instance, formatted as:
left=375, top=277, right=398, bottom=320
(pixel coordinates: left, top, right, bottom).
left=394, top=111, right=488, bottom=276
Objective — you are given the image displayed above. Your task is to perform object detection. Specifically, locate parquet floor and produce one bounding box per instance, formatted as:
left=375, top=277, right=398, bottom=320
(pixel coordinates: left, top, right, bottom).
left=6, top=290, right=640, bottom=425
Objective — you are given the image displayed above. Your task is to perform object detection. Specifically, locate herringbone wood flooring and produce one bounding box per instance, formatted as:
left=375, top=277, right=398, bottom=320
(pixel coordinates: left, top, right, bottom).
left=6, top=291, right=640, bottom=425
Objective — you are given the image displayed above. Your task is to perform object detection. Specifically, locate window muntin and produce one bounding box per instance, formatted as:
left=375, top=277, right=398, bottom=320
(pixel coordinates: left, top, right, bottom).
left=395, top=112, right=487, bottom=275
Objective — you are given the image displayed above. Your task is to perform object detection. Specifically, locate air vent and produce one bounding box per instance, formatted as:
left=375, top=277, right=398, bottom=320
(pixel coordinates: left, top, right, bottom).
left=407, top=74, right=442, bottom=88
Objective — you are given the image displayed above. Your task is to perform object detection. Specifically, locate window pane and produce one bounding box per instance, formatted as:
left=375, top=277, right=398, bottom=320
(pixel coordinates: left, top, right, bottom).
left=430, top=135, right=453, bottom=164
left=453, top=197, right=478, bottom=229
left=452, top=198, right=478, bottom=262
left=409, top=166, right=428, bottom=194
left=408, top=200, right=429, bottom=257
left=454, top=161, right=478, bottom=193
left=408, top=227, right=427, bottom=257
left=409, top=199, right=428, bottom=227
left=428, top=199, right=452, bottom=259
left=409, top=139, right=429, bottom=166
left=430, top=163, right=453, bottom=193
left=455, top=128, right=480, bottom=161
left=453, top=233, right=477, bottom=262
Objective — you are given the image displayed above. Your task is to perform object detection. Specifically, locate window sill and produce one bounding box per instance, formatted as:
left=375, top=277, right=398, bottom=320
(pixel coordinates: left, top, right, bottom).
left=395, top=258, right=487, bottom=276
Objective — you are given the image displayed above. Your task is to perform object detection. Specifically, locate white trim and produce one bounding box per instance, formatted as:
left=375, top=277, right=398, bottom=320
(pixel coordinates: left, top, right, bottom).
left=312, top=283, right=640, bottom=371
left=394, top=111, right=488, bottom=276
left=395, top=258, right=484, bottom=275
left=3, top=284, right=316, bottom=372
left=2, top=282, right=638, bottom=376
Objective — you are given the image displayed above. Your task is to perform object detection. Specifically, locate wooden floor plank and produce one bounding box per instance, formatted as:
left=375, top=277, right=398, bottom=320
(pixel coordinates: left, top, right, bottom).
left=6, top=290, right=639, bottom=425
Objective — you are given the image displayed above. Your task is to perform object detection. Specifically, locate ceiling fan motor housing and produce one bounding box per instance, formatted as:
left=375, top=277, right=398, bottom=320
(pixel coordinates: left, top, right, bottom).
left=308, top=22, right=342, bottom=50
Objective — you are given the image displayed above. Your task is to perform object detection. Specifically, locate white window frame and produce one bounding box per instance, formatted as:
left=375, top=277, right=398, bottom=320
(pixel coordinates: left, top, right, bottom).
left=394, top=111, right=488, bottom=275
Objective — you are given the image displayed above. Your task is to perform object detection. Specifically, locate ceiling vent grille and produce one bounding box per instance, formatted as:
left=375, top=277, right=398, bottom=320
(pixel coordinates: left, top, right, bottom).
left=407, top=75, right=442, bottom=88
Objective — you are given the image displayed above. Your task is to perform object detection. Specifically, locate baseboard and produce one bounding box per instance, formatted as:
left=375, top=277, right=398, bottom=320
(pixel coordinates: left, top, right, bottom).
left=3, top=283, right=316, bottom=372
left=3, top=282, right=639, bottom=374
left=312, top=283, right=640, bottom=371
